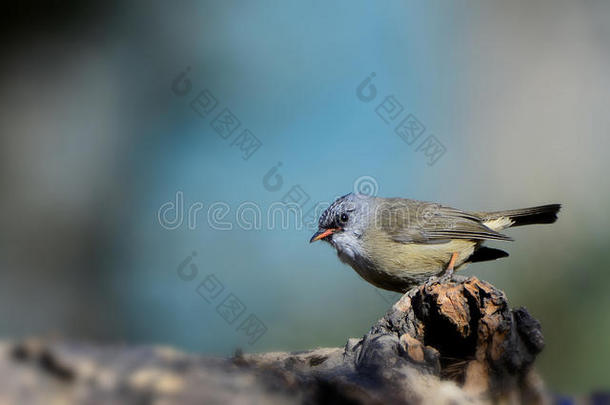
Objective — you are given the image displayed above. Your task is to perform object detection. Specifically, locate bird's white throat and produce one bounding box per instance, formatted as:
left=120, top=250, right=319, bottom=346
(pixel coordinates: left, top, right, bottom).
left=331, top=231, right=367, bottom=268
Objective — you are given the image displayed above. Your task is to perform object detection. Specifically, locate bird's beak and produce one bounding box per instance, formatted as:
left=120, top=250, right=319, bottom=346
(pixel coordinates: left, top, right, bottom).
left=309, top=228, right=339, bottom=243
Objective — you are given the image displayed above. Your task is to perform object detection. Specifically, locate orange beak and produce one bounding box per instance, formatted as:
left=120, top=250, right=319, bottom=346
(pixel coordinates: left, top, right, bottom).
left=309, top=228, right=339, bottom=243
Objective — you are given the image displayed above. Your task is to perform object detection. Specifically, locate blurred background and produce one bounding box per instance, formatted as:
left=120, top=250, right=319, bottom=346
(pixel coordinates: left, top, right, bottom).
left=1, top=0, right=609, bottom=395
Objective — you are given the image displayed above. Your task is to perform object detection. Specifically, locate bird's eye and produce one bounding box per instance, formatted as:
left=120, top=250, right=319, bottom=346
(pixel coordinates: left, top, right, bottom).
left=340, top=213, right=349, bottom=223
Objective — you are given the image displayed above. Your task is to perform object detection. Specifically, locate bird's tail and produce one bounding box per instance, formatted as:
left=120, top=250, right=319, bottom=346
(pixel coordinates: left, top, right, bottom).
left=482, top=204, right=561, bottom=228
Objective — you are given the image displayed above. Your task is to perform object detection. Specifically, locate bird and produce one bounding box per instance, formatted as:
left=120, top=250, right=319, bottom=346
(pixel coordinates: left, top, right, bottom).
left=309, top=193, right=561, bottom=292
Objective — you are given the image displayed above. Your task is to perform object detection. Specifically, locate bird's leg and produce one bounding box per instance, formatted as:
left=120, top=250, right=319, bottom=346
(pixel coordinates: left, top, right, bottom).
left=447, top=252, right=458, bottom=273
left=440, top=252, right=459, bottom=283
left=427, top=252, right=459, bottom=285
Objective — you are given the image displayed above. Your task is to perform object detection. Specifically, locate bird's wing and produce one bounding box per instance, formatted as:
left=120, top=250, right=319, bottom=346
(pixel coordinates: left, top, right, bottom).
left=376, top=199, right=513, bottom=244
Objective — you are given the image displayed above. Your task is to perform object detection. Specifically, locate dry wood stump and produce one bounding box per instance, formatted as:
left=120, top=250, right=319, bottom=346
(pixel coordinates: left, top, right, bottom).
left=2, top=276, right=548, bottom=404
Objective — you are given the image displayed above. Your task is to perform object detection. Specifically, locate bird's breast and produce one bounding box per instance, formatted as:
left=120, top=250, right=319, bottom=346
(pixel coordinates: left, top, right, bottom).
left=331, top=229, right=477, bottom=292
left=358, top=231, right=477, bottom=291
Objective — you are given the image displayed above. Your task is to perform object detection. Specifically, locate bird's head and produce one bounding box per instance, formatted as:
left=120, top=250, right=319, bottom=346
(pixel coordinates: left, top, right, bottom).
left=309, top=193, right=373, bottom=248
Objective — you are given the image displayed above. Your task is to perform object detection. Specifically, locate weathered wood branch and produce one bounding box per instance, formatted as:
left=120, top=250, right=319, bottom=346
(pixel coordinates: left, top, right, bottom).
left=1, top=276, right=550, bottom=404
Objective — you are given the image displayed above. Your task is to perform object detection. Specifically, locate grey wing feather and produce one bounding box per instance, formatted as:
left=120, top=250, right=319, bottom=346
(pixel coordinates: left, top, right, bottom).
left=378, top=199, right=513, bottom=244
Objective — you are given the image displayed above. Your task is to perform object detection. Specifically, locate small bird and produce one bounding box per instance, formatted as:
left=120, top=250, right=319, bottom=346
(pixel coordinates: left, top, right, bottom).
left=310, top=193, right=560, bottom=292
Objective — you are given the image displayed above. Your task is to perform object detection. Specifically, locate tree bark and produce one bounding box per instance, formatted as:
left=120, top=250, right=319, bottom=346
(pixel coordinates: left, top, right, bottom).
left=1, top=276, right=550, bottom=404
